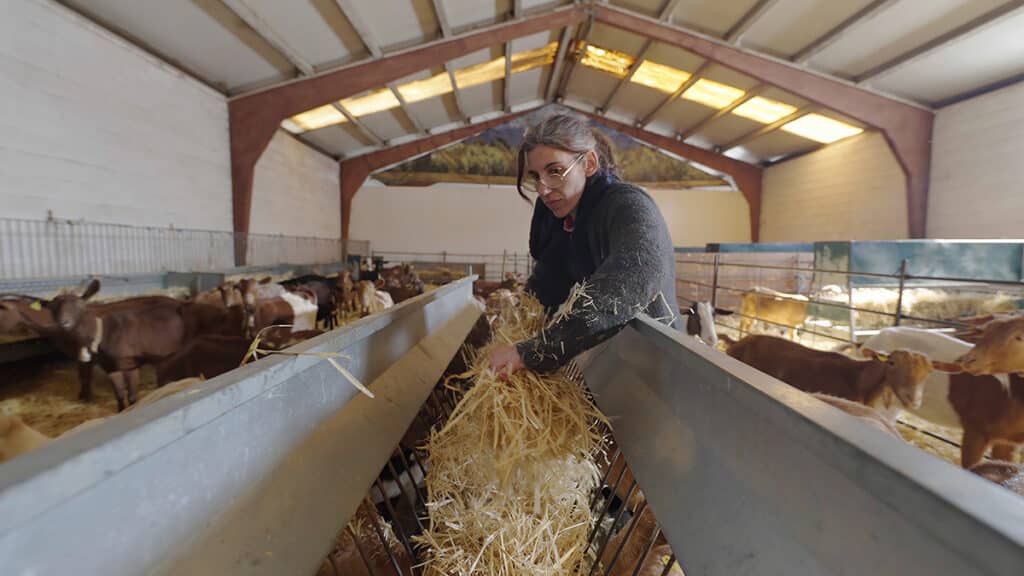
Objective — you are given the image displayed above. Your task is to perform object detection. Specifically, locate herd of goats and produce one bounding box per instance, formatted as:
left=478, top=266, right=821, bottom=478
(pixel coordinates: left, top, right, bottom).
left=0, top=263, right=438, bottom=414
left=2, top=270, right=1024, bottom=492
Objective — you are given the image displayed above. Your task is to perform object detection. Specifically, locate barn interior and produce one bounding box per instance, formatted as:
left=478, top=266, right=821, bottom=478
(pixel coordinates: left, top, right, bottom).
left=3, top=0, right=1024, bottom=574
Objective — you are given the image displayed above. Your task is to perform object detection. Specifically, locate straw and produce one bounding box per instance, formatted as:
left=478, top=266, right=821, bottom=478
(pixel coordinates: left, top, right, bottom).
left=414, top=291, right=609, bottom=575
left=241, top=324, right=374, bottom=398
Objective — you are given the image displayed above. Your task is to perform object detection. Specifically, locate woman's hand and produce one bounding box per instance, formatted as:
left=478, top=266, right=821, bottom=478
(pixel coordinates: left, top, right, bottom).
left=488, top=345, right=526, bottom=376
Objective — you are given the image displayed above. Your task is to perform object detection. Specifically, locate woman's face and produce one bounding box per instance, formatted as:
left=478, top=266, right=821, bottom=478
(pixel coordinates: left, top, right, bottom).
left=525, top=145, right=598, bottom=219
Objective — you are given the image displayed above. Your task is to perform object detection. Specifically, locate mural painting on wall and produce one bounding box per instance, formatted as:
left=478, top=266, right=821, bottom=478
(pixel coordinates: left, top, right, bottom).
left=373, top=106, right=726, bottom=189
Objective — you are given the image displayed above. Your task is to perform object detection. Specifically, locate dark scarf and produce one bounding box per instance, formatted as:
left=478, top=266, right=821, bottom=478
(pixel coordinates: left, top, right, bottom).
left=527, top=170, right=619, bottom=309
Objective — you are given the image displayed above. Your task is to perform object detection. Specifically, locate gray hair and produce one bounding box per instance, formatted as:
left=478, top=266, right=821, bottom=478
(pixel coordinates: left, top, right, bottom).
left=516, top=113, right=616, bottom=201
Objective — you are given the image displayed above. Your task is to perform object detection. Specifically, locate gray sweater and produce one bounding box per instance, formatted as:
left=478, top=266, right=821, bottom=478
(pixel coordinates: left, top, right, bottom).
left=517, top=172, right=681, bottom=373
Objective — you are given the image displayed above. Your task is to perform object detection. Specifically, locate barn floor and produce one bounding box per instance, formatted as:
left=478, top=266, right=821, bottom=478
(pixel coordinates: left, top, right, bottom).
left=895, top=413, right=964, bottom=466
left=0, top=357, right=156, bottom=437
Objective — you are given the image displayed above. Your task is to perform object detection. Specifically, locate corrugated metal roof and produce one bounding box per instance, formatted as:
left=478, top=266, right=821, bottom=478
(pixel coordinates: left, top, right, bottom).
left=63, top=0, right=1024, bottom=163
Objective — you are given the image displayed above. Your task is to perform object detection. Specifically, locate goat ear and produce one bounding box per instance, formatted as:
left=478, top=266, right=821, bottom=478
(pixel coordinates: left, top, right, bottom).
left=862, top=348, right=887, bottom=361
left=714, top=307, right=734, bottom=316
left=258, top=277, right=272, bottom=285
left=932, top=361, right=963, bottom=373
left=82, top=278, right=101, bottom=301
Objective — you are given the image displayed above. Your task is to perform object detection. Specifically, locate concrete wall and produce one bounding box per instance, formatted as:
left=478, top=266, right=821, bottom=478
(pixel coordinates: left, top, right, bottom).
left=348, top=182, right=750, bottom=253
left=927, top=82, right=1024, bottom=239
left=760, top=132, right=908, bottom=242
left=249, top=131, right=341, bottom=239
left=1, top=0, right=232, bottom=231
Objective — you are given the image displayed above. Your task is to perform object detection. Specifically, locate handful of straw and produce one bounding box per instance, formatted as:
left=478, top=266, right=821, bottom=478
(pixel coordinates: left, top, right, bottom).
left=415, top=292, right=609, bottom=575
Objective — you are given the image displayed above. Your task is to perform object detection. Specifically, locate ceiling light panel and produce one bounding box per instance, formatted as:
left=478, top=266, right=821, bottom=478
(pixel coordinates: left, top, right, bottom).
left=631, top=60, right=691, bottom=93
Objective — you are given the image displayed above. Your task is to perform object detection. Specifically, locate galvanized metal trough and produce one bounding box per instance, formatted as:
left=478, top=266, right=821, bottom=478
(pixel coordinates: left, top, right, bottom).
left=0, top=277, right=481, bottom=576
left=4, top=277, right=1024, bottom=576
left=580, top=315, right=1024, bottom=576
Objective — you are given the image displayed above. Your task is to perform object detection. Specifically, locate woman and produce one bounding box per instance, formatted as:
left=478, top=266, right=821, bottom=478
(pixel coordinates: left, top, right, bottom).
left=488, top=113, right=681, bottom=374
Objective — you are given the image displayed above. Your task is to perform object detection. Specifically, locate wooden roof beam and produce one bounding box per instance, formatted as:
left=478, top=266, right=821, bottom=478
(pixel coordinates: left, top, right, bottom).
left=221, top=1, right=382, bottom=170
left=430, top=0, right=471, bottom=124
left=593, top=3, right=933, bottom=239
left=331, top=0, right=425, bottom=136
left=228, top=5, right=586, bottom=261
left=545, top=25, right=575, bottom=101
left=677, top=83, right=767, bottom=140
left=504, top=42, right=513, bottom=113
left=599, top=39, right=652, bottom=113
left=599, top=0, right=681, bottom=114
left=719, top=105, right=816, bottom=152
left=554, top=8, right=595, bottom=101
left=639, top=60, right=710, bottom=127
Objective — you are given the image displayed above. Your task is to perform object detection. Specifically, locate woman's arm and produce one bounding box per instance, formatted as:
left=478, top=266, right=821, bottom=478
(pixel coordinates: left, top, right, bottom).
left=515, top=192, right=673, bottom=373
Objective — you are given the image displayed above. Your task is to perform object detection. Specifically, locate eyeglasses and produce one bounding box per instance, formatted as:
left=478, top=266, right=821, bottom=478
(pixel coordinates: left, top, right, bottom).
left=520, top=153, right=585, bottom=194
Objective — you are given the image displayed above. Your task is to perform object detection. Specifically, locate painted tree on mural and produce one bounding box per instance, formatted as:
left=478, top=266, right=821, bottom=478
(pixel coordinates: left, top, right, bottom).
left=374, top=106, right=725, bottom=187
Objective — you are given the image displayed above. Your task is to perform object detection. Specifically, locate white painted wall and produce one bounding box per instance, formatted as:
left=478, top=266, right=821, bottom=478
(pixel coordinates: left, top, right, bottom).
left=928, top=82, right=1024, bottom=239
left=648, top=188, right=751, bottom=247
left=349, top=182, right=750, bottom=253
left=760, top=132, right=908, bottom=242
left=249, top=131, right=341, bottom=238
left=0, top=0, right=232, bottom=231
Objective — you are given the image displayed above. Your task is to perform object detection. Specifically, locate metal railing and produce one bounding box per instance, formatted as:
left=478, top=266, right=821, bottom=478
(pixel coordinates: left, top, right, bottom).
left=676, top=251, right=1024, bottom=346
left=374, top=250, right=534, bottom=282
left=0, top=217, right=370, bottom=279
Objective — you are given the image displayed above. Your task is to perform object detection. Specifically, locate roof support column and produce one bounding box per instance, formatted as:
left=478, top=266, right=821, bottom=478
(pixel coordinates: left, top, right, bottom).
left=340, top=159, right=372, bottom=241
left=229, top=109, right=280, bottom=265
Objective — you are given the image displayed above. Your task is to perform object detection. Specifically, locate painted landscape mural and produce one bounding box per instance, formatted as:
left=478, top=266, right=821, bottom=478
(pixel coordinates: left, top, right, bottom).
left=374, top=106, right=725, bottom=189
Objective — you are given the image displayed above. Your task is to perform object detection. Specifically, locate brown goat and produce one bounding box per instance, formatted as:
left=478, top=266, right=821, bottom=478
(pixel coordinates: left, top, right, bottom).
left=0, top=294, right=96, bottom=400
left=1, top=288, right=218, bottom=403
left=958, top=316, right=1024, bottom=375
left=154, top=335, right=251, bottom=386
left=949, top=372, right=1024, bottom=468
left=738, top=288, right=809, bottom=341
left=727, top=335, right=937, bottom=415
left=155, top=328, right=322, bottom=385
left=45, top=281, right=197, bottom=410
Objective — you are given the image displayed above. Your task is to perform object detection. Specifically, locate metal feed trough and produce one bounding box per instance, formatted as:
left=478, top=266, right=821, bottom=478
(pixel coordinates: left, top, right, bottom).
left=2, top=278, right=1024, bottom=575
left=0, top=278, right=480, bottom=575
left=579, top=316, right=1024, bottom=575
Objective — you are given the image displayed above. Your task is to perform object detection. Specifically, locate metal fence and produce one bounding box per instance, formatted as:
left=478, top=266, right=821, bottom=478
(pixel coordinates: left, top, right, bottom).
left=676, top=251, right=1024, bottom=346
left=0, top=217, right=370, bottom=280
left=375, top=250, right=533, bottom=282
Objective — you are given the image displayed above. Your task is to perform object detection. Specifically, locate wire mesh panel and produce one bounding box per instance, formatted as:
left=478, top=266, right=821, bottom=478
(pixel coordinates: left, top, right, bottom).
left=375, top=251, right=534, bottom=282
left=0, top=217, right=367, bottom=280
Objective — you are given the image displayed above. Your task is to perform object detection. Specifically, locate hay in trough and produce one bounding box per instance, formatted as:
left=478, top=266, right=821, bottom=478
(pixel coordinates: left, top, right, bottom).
left=415, top=290, right=609, bottom=575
